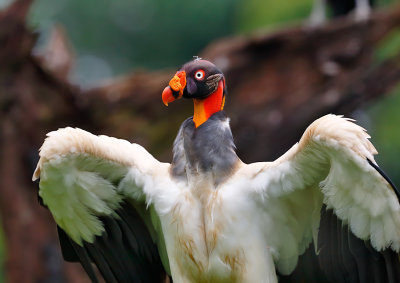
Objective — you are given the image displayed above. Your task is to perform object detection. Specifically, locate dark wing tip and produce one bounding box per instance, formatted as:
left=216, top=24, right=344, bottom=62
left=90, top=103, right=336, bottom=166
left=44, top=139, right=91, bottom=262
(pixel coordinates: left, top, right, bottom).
left=318, top=206, right=400, bottom=283
left=367, top=158, right=400, bottom=200
left=281, top=204, right=400, bottom=283
left=56, top=202, right=167, bottom=283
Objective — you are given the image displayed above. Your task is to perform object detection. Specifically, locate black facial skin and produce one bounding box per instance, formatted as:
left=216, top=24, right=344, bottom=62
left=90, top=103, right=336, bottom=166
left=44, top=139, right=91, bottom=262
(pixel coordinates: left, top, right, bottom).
left=180, top=60, right=224, bottom=99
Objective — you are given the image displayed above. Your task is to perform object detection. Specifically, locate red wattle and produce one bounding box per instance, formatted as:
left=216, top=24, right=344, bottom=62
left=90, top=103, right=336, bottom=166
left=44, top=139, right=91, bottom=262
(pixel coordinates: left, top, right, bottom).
left=193, top=80, right=224, bottom=127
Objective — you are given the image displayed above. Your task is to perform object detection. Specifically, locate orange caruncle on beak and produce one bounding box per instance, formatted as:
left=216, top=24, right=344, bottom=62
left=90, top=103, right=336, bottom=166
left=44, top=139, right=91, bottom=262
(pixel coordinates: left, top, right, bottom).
left=162, top=71, right=186, bottom=106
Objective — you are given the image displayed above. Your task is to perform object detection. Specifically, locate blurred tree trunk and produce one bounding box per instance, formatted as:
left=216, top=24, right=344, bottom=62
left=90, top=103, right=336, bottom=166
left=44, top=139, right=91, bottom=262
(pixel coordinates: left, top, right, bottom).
left=0, top=1, right=91, bottom=282
left=1, top=0, right=400, bottom=282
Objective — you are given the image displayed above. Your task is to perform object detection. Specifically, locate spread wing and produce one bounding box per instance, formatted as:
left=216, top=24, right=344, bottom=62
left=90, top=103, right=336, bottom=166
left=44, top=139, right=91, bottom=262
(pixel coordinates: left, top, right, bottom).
left=242, top=114, right=400, bottom=282
left=33, top=127, right=171, bottom=283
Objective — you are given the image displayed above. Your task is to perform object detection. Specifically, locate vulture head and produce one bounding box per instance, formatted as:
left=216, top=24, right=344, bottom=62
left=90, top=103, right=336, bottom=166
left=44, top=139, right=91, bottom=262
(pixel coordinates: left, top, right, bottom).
left=162, top=59, right=226, bottom=127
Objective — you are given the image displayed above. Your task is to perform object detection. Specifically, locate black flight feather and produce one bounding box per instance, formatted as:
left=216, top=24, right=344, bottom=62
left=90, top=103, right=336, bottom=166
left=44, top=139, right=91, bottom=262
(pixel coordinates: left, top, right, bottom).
left=280, top=158, right=400, bottom=283
left=57, top=201, right=167, bottom=283
left=367, top=158, right=400, bottom=200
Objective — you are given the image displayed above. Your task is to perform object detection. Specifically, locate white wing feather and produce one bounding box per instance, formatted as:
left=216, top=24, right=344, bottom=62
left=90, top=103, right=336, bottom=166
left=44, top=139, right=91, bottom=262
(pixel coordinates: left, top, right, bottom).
left=33, top=127, right=170, bottom=245
left=242, top=114, right=400, bottom=274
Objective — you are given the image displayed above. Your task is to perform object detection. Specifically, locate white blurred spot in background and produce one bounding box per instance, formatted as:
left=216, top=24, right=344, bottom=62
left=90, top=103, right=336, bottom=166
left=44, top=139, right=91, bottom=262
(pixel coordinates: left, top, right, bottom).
left=71, top=54, right=113, bottom=89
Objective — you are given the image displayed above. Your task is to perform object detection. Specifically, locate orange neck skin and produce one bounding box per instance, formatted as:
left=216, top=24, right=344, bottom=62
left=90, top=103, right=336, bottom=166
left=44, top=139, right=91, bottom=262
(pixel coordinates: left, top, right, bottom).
left=193, top=80, right=225, bottom=128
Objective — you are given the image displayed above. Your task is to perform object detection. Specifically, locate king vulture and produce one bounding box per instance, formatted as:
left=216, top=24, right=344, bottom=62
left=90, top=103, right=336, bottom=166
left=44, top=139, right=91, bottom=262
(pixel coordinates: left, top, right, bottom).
left=33, top=59, right=400, bottom=283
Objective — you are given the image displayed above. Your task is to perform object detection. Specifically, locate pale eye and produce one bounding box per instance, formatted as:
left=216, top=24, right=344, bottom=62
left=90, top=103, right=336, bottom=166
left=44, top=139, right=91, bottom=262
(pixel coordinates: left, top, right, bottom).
left=194, top=70, right=205, bottom=81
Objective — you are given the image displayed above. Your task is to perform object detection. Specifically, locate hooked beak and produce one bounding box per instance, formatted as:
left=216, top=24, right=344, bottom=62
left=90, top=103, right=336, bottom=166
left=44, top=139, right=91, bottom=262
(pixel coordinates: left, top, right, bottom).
left=162, top=71, right=186, bottom=106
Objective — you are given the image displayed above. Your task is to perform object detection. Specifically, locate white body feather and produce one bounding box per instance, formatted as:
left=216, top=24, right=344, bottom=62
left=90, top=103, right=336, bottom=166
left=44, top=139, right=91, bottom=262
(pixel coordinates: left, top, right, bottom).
left=34, top=115, right=400, bottom=283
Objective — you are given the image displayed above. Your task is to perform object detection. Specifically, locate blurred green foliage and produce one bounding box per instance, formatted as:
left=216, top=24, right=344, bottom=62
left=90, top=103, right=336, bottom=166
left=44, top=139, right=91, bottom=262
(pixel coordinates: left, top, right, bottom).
left=29, top=0, right=239, bottom=86
left=370, top=23, right=400, bottom=185
left=235, top=0, right=312, bottom=32
left=236, top=0, right=396, bottom=33
left=375, top=28, right=400, bottom=63
left=368, top=84, right=400, bottom=184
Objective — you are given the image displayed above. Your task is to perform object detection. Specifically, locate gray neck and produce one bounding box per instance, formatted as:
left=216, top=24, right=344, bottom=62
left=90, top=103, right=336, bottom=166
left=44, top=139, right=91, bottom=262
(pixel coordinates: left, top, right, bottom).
left=171, top=111, right=239, bottom=185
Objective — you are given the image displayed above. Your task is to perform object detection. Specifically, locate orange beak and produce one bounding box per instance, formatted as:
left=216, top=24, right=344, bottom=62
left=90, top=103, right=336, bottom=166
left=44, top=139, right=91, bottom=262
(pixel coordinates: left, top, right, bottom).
left=162, top=71, right=186, bottom=106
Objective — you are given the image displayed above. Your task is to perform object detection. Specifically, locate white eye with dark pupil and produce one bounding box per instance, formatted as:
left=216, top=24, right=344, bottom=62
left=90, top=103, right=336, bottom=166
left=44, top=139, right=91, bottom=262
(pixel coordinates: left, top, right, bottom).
left=195, top=70, right=205, bottom=80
